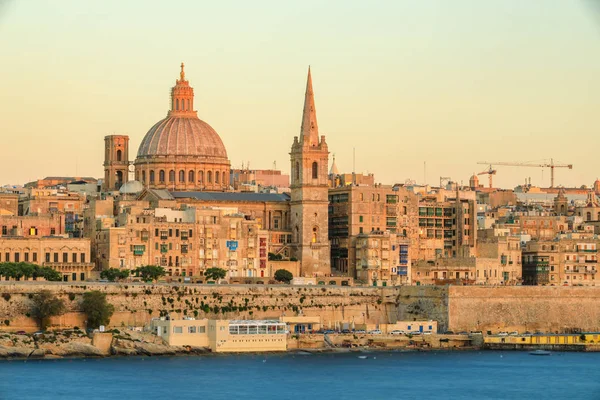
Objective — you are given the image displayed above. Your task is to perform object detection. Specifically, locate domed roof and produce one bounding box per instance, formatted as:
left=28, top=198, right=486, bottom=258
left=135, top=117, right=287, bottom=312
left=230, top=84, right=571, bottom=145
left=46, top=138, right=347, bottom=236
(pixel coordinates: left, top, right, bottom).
left=136, top=63, right=228, bottom=161
left=137, top=116, right=228, bottom=159
left=119, top=180, right=144, bottom=194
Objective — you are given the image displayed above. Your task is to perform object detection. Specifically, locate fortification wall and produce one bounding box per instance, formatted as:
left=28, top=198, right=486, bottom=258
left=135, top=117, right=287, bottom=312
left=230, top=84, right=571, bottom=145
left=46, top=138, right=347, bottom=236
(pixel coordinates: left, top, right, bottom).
left=448, top=286, right=600, bottom=333
left=0, top=283, right=395, bottom=332
left=2, top=284, right=599, bottom=334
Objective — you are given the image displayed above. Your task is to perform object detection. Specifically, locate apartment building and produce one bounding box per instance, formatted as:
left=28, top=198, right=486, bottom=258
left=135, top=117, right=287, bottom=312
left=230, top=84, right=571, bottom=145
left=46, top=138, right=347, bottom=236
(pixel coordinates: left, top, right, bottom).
left=96, top=206, right=269, bottom=280
left=522, top=233, right=598, bottom=286
left=0, top=236, right=93, bottom=281
left=354, top=231, right=411, bottom=286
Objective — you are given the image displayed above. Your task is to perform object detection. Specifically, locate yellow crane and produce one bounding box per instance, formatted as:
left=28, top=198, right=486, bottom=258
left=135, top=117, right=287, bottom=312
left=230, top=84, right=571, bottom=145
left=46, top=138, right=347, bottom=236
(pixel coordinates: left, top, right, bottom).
left=476, top=159, right=573, bottom=188
left=477, top=165, right=497, bottom=189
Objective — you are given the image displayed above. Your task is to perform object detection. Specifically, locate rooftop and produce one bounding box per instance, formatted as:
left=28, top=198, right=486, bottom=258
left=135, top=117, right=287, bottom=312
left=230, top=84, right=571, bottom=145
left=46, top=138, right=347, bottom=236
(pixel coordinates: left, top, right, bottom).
left=172, top=192, right=290, bottom=203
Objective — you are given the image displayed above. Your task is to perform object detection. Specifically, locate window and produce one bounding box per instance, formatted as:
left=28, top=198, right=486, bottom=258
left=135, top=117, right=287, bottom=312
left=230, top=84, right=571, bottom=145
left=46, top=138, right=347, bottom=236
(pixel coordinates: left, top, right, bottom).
left=215, top=171, right=220, bottom=184
left=72, top=253, right=77, bottom=263
left=188, top=326, right=197, bottom=333
left=207, top=171, right=212, bottom=183
left=189, top=170, right=195, bottom=183
left=159, top=170, right=165, bottom=182
left=359, top=216, right=363, bottom=223
left=32, top=253, right=37, bottom=262
left=173, top=326, right=183, bottom=334
left=179, top=170, right=185, bottom=182
left=62, top=253, right=68, bottom=263
left=14, top=253, right=19, bottom=263
left=312, top=162, right=318, bottom=179
left=169, top=170, right=175, bottom=182
left=45, top=253, right=50, bottom=263
left=81, top=253, right=86, bottom=263
left=142, top=171, right=146, bottom=183
left=53, top=253, right=59, bottom=262
left=50, top=228, right=56, bottom=235
left=1, top=226, right=6, bottom=235
left=198, top=171, right=203, bottom=182
left=116, top=149, right=122, bottom=161
left=198, top=326, right=206, bottom=333
left=24, top=253, right=29, bottom=262
left=150, top=170, right=155, bottom=183
left=295, top=162, right=300, bottom=181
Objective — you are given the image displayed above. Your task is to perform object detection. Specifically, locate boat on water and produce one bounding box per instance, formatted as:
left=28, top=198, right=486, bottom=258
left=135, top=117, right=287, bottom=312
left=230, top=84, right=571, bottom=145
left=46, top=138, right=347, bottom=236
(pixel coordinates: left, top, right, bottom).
left=357, top=355, right=368, bottom=359
left=529, top=350, right=551, bottom=356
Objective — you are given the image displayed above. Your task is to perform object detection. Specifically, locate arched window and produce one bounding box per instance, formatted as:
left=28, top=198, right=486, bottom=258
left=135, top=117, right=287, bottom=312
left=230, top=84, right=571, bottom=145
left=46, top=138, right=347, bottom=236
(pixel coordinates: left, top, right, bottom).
left=135, top=171, right=139, bottom=181
left=116, top=149, right=122, bottom=162
left=215, top=171, right=220, bottom=184
left=179, top=170, right=185, bottom=183
left=372, top=193, right=375, bottom=201
left=223, top=170, right=227, bottom=185
left=169, top=170, right=175, bottom=182
left=142, top=171, right=146, bottom=183
left=360, top=193, right=364, bottom=201
left=176, top=99, right=179, bottom=110
left=377, top=194, right=380, bottom=201
left=312, top=226, right=318, bottom=243
left=150, top=170, right=155, bottom=183
left=198, top=171, right=204, bottom=183
left=187, top=99, right=190, bottom=111
left=295, top=162, right=300, bottom=181
left=116, top=171, right=123, bottom=184
left=312, top=162, right=318, bottom=179
left=207, top=171, right=212, bottom=183
left=159, top=170, right=165, bottom=182
left=403, top=229, right=407, bottom=237
left=598, top=212, right=600, bottom=221
left=587, top=212, right=592, bottom=221
left=189, top=170, right=195, bottom=183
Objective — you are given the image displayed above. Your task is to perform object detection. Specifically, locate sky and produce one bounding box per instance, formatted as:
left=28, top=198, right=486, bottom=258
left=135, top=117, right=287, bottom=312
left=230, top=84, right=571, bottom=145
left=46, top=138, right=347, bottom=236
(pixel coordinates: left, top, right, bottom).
left=1, top=0, right=600, bottom=189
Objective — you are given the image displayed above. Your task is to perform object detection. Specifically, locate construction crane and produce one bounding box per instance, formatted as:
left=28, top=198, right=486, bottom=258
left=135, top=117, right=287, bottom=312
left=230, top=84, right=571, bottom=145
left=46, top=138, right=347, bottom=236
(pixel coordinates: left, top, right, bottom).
left=477, top=165, right=497, bottom=189
left=477, top=159, right=573, bottom=188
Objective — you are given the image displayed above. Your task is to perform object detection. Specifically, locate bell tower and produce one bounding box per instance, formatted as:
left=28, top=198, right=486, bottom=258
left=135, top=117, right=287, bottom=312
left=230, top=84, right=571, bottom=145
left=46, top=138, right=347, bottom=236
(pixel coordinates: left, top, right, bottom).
left=103, top=135, right=129, bottom=191
left=290, top=67, right=331, bottom=277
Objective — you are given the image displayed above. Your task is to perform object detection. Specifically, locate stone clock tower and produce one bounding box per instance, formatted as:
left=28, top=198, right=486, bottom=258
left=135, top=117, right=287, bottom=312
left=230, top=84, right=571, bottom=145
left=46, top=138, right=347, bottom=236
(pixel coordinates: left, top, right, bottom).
left=103, top=135, right=130, bottom=191
left=290, top=68, right=331, bottom=277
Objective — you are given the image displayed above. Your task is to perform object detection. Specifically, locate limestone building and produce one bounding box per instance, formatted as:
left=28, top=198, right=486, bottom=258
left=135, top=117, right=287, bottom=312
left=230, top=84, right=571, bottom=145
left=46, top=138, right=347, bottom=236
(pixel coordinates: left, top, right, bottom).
left=289, top=67, right=331, bottom=277
left=0, top=236, right=93, bottom=281
left=103, top=135, right=130, bottom=191
left=133, top=64, right=230, bottom=191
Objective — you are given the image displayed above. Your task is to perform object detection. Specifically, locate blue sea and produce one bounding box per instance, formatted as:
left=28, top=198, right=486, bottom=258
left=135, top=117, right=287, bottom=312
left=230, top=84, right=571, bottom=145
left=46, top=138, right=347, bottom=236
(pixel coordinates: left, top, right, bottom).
left=0, top=351, right=599, bottom=400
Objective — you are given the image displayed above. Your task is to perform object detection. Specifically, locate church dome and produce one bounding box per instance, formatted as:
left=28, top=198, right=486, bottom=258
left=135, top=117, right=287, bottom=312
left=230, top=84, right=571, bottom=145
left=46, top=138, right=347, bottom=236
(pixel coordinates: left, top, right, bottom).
left=137, top=117, right=227, bottom=159
left=133, top=63, right=231, bottom=192
left=119, top=180, right=143, bottom=194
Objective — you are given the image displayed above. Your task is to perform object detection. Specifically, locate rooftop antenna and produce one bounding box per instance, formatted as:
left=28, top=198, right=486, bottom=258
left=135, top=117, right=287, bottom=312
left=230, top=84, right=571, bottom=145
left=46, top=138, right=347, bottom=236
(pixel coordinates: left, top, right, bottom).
left=424, top=161, right=427, bottom=185
left=353, top=147, right=356, bottom=186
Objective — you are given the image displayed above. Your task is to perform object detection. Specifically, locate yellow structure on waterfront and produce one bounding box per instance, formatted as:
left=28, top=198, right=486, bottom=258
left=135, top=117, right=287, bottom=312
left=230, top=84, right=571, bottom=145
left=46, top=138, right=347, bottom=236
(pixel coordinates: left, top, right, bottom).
left=151, top=318, right=288, bottom=352
left=485, top=332, right=600, bottom=347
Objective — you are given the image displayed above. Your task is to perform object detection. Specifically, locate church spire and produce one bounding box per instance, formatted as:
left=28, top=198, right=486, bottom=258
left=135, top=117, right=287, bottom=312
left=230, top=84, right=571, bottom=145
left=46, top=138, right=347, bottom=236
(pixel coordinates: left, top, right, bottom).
left=300, top=66, right=319, bottom=146
left=180, top=62, right=186, bottom=81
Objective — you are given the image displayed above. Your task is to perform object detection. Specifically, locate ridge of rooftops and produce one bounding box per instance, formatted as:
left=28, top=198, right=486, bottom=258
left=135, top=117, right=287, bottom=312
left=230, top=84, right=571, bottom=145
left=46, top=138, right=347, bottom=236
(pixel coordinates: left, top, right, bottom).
left=171, top=192, right=291, bottom=202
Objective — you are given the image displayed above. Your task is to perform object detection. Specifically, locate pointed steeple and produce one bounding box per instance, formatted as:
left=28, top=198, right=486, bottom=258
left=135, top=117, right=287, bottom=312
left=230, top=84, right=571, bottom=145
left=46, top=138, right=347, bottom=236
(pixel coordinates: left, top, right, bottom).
left=300, top=66, right=319, bottom=146
left=329, top=153, right=339, bottom=175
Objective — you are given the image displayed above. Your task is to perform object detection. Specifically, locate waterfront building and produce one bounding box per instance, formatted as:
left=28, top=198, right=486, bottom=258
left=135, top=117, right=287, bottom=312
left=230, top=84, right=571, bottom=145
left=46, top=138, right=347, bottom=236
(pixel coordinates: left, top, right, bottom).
left=151, top=318, right=287, bottom=352
left=475, top=232, right=522, bottom=285
left=0, top=236, right=93, bottom=281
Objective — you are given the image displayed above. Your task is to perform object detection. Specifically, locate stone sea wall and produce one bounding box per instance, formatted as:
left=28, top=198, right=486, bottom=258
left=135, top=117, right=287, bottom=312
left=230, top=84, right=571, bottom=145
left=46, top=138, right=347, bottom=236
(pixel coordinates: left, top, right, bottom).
left=447, top=286, right=600, bottom=333
left=0, top=283, right=599, bottom=334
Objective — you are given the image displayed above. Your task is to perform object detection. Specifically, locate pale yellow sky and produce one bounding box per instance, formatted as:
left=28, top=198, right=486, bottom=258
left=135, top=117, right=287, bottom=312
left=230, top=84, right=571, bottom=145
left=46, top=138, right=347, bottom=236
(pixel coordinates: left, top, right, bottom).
left=1, top=0, right=599, bottom=188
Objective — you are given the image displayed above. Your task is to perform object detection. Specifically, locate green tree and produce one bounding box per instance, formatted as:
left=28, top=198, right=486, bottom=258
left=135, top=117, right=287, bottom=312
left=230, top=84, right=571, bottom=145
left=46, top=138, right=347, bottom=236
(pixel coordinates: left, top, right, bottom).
left=100, top=268, right=130, bottom=282
left=135, top=265, right=166, bottom=282
left=81, top=291, right=115, bottom=329
left=35, top=266, right=62, bottom=282
left=204, top=267, right=227, bottom=282
left=274, top=269, right=293, bottom=284
left=30, top=290, right=65, bottom=330
left=268, top=252, right=283, bottom=261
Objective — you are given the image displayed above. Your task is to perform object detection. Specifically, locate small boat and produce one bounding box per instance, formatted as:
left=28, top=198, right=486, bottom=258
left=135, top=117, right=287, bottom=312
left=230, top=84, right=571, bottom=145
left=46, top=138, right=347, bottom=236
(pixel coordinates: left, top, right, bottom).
left=529, top=350, right=551, bottom=356
left=357, top=355, right=368, bottom=359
